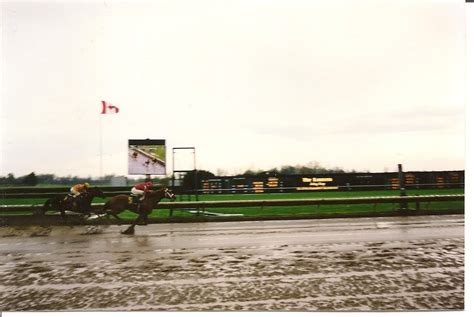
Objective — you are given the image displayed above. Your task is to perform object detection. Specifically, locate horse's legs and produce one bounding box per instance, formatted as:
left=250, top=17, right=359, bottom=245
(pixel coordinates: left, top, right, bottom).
left=121, top=222, right=136, bottom=234
left=105, top=212, right=122, bottom=225
left=59, top=209, right=68, bottom=225
left=136, top=212, right=148, bottom=226
left=121, top=225, right=135, bottom=235
left=112, top=214, right=122, bottom=221
left=105, top=207, right=123, bottom=221
left=121, top=213, right=142, bottom=235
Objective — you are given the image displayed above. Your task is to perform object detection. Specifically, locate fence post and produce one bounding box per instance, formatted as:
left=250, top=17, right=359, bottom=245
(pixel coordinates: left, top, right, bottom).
left=398, top=164, right=409, bottom=211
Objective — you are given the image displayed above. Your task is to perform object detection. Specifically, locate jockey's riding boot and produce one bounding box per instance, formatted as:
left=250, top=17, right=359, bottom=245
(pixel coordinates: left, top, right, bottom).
left=136, top=195, right=145, bottom=212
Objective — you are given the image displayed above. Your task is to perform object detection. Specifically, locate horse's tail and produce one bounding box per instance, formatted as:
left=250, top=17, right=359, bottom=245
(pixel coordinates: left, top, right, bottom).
left=40, top=199, right=52, bottom=216
left=102, top=200, right=110, bottom=214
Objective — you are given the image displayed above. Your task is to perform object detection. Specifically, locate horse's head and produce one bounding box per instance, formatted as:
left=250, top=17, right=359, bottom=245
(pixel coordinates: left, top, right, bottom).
left=145, top=188, right=176, bottom=202
left=163, top=187, right=176, bottom=201
left=87, top=187, right=106, bottom=199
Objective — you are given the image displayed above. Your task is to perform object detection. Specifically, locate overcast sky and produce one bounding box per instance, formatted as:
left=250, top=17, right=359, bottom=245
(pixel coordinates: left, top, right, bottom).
left=0, top=0, right=467, bottom=178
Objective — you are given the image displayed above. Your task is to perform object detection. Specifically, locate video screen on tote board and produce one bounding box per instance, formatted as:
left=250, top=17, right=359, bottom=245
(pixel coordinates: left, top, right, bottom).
left=128, top=139, right=166, bottom=175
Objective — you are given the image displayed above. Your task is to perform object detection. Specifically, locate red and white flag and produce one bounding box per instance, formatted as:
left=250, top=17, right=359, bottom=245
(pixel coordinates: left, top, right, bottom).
left=100, top=100, right=120, bottom=114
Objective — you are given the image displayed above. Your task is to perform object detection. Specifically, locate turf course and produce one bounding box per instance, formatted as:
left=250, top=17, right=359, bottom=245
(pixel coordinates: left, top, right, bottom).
left=1, top=188, right=464, bottom=220
left=175, top=188, right=464, bottom=218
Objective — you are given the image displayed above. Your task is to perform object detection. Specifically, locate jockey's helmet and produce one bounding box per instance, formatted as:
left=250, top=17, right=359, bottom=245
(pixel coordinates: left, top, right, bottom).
left=84, top=182, right=90, bottom=188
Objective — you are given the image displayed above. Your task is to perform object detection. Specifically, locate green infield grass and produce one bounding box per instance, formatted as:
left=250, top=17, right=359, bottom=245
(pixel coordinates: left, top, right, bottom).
left=1, top=188, right=464, bottom=219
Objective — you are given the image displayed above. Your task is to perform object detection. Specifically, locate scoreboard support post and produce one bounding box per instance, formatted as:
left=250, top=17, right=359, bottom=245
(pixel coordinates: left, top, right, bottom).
left=171, top=147, right=198, bottom=216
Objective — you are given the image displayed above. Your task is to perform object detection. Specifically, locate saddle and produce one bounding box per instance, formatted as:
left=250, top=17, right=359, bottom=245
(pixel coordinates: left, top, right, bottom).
left=128, top=194, right=141, bottom=205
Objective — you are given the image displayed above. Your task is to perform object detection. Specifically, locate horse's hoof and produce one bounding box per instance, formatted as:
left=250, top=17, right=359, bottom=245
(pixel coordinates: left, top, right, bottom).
left=84, top=225, right=101, bottom=235
left=121, top=227, right=135, bottom=235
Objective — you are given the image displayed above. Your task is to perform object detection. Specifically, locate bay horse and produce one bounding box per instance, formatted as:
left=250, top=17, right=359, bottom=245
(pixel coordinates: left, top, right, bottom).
left=41, top=187, right=106, bottom=222
left=102, top=187, right=176, bottom=234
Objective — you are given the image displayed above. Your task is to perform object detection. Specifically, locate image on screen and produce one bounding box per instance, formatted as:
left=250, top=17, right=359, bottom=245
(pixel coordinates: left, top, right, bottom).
left=128, top=139, right=166, bottom=175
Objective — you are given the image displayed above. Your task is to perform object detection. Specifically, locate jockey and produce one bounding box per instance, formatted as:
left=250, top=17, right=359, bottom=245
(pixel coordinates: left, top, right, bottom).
left=70, top=182, right=90, bottom=197
left=131, top=181, right=153, bottom=201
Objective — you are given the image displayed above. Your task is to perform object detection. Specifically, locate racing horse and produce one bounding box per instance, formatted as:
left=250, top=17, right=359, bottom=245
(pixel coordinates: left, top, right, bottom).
left=41, top=187, right=106, bottom=222
left=102, top=187, right=176, bottom=234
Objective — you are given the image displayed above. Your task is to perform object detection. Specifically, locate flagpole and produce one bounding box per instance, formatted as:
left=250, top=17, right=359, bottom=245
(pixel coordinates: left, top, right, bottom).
left=99, top=113, right=103, bottom=179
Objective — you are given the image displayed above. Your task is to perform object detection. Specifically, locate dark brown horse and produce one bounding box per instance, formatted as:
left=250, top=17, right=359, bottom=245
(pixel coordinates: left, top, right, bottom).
left=41, top=187, right=106, bottom=223
left=102, top=187, right=176, bottom=234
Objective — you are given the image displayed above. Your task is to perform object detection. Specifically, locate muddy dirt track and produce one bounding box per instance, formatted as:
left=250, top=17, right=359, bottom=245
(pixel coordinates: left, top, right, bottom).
left=0, top=215, right=464, bottom=311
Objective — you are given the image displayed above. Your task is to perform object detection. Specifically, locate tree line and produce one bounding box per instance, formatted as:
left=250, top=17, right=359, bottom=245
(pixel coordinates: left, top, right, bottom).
left=182, top=161, right=352, bottom=190
left=0, top=173, right=171, bottom=187
left=1, top=162, right=352, bottom=188
left=241, top=161, right=349, bottom=176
